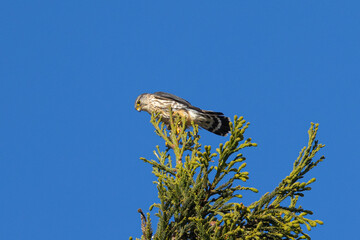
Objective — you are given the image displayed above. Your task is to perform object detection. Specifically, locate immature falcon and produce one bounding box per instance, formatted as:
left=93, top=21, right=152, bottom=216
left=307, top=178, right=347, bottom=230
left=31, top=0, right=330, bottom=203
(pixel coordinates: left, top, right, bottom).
left=134, top=92, right=230, bottom=136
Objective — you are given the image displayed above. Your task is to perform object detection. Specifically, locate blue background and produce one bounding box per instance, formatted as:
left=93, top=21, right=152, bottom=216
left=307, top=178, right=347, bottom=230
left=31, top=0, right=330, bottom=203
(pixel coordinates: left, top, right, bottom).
left=1, top=1, right=359, bottom=239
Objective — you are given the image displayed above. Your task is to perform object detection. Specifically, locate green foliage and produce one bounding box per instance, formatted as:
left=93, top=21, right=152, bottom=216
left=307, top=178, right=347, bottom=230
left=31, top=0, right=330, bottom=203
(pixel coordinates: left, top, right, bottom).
left=131, top=112, right=324, bottom=240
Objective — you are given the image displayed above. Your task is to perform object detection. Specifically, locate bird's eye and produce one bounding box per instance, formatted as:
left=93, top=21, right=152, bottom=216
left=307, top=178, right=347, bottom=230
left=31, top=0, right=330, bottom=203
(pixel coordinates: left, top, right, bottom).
left=137, top=101, right=141, bottom=105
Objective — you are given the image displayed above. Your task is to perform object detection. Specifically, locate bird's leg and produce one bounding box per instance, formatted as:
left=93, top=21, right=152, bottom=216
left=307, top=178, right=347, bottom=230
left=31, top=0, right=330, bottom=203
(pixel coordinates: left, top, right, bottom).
left=173, top=109, right=189, bottom=136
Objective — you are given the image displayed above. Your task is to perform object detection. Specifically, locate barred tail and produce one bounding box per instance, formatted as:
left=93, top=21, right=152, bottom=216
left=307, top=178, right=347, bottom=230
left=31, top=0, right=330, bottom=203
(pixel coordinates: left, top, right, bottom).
left=199, top=111, right=231, bottom=136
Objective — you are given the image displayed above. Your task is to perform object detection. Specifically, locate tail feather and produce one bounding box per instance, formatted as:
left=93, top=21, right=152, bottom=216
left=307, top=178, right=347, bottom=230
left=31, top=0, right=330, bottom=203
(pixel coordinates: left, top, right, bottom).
left=199, top=112, right=230, bottom=136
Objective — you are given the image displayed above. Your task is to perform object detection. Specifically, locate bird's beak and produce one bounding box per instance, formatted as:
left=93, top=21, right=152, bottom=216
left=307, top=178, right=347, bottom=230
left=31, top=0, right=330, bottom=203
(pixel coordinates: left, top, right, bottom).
left=136, top=105, right=141, bottom=111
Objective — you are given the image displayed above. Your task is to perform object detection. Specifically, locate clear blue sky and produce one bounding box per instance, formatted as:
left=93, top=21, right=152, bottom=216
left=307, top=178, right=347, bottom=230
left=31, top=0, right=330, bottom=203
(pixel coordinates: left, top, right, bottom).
left=1, top=1, right=359, bottom=239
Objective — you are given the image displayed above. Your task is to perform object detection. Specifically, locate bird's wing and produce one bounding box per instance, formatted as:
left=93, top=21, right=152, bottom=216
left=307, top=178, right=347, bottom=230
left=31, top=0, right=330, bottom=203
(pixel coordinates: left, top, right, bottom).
left=153, top=92, right=192, bottom=106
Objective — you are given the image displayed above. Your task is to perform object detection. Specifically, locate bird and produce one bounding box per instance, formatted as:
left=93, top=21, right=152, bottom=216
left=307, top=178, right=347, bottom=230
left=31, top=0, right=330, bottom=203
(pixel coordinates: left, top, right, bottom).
left=134, top=92, right=230, bottom=136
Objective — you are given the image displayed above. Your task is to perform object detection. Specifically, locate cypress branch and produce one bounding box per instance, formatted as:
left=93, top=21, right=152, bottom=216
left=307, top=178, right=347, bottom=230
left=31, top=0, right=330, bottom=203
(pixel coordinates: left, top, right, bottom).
left=131, top=113, right=324, bottom=240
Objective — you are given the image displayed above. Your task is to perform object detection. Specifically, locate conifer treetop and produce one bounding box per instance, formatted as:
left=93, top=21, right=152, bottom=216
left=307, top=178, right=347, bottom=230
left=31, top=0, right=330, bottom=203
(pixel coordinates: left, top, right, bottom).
left=130, top=112, right=324, bottom=240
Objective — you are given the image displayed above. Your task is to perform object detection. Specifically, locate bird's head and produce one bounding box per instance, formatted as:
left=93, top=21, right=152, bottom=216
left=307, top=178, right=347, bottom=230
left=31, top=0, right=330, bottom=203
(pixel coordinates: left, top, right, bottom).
left=134, top=93, right=149, bottom=112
